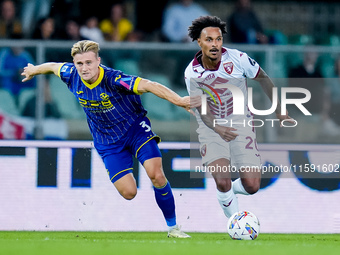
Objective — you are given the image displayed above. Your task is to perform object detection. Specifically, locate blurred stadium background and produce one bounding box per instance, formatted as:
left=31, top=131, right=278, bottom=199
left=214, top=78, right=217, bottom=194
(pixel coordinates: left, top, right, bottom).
left=0, top=0, right=339, bottom=143
left=1, top=0, right=340, bottom=235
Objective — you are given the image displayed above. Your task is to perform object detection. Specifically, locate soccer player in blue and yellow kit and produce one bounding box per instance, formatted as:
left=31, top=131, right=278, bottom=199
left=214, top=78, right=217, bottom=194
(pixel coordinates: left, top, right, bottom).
left=21, top=40, right=192, bottom=238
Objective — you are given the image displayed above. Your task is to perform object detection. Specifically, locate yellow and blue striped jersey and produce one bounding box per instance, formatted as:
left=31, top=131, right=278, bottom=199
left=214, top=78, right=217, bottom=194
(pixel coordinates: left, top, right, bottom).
left=58, top=63, right=147, bottom=144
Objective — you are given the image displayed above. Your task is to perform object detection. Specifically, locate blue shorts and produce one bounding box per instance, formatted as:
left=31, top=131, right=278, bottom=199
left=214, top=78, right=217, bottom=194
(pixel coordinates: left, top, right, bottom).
left=95, top=116, right=161, bottom=183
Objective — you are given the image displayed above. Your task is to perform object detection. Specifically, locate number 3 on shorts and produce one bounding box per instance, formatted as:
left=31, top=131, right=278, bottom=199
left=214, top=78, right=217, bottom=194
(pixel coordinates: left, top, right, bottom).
left=139, top=120, right=151, bottom=132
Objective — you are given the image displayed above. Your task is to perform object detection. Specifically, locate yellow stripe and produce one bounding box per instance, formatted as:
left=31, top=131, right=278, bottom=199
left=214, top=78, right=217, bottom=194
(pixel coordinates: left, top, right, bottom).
left=57, top=62, right=67, bottom=77
left=133, top=77, right=142, bottom=95
left=110, top=168, right=133, bottom=181
left=145, top=117, right=162, bottom=143
left=154, top=180, right=168, bottom=189
left=135, top=135, right=160, bottom=158
left=82, top=66, right=104, bottom=89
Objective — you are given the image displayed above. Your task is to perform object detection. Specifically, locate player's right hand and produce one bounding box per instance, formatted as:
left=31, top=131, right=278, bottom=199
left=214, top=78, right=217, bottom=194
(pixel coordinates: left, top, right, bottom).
left=214, top=125, right=238, bottom=141
left=21, top=63, right=35, bottom=82
left=276, top=110, right=295, bottom=127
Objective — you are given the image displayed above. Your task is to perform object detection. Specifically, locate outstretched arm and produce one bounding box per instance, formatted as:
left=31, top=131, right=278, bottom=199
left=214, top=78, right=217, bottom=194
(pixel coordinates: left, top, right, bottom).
left=21, top=62, right=63, bottom=82
left=137, top=78, right=198, bottom=113
left=254, top=67, right=294, bottom=125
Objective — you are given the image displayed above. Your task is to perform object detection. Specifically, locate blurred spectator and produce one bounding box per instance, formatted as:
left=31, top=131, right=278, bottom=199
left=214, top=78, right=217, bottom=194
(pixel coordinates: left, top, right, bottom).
left=0, top=47, right=35, bottom=105
left=327, top=56, right=340, bottom=126
left=20, top=0, right=52, bottom=38
left=289, top=50, right=340, bottom=136
left=22, top=79, right=60, bottom=119
left=31, top=16, right=57, bottom=40
left=288, top=51, right=325, bottom=115
left=228, top=0, right=268, bottom=44
left=80, top=16, right=105, bottom=43
left=161, top=0, right=209, bottom=42
left=49, top=0, right=82, bottom=38
left=79, top=0, right=114, bottom=23
left=99, top=3, right=134, bottom=42
left=135, top=0, right=169, bottom=41
left=0, top=0, right=22, bottom=39
left=61, top=18, right=88, bottom=41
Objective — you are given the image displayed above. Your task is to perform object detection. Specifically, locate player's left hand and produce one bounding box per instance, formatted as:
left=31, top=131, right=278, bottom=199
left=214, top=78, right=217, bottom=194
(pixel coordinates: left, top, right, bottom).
left=189, top=95, right=202, bottom=116
left=190, top=95, right=202, bottom=108
left=276, top=110, right=296, bottom=127
left=179, top=96, right=200, bottom=115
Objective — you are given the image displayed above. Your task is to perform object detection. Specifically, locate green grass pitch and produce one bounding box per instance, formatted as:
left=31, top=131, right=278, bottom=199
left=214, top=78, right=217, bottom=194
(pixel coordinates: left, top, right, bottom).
left=0, top=232, right=339, bottom=255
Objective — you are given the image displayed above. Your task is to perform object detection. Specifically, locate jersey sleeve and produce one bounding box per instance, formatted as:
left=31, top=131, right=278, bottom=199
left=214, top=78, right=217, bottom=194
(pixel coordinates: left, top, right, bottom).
left=110, top=70, right=142, bottom=95
left=58, top=62, right=74, bottom=86
left=239, top=52, right=260, bottom=79
left=185, top=66, right=203, bottom=97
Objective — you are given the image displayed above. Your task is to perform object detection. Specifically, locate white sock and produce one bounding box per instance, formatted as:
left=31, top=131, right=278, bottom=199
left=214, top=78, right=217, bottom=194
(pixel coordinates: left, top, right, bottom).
left=216, top=189, right=239, bottom=218
left=232, top=178, right=250, bottom=195
left=168, top=224, right=178, bottom=231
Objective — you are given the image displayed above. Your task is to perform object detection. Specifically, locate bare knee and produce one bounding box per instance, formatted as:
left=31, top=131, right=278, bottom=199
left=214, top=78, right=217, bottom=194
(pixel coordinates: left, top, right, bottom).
left=215, top=178, right=231, bottom=192
left=113, top=173, right=137, bottom=200
left=242, top=178, right=260, bottom=194
left=120, top=188, right=137, bottom=200
left=144, top=158, right=167, bottom=187
left=149, top=171, right=166, bottom=187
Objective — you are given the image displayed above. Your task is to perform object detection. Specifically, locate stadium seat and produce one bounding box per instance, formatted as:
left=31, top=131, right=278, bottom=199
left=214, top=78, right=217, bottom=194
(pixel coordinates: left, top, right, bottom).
left=328, top=35, right=340, bottom=46
left=141, top=73, right=178, bottom=120
left=321, top=35, right=340, bottom=46
left=266, top=30, right=288, bottom=45
left=285, top=52, right=303, bottom=73
left=141, top=92, right=176, bottom=121
left=174, top=88, right=188, bottom=97
left=114, top=59, right=140, bottom=76
left=145, top=73, right=172, bottom=88
left=272, top=53, right=288, bottom=78
left=319, top=55, right=335, bottom=78
left=289, top=34, right=314, bottom=45
left=48, top=76, right=85, bottom=119
left=0, top=89, right=19, bottom=116
left=18, top=88, right=35, bottom=113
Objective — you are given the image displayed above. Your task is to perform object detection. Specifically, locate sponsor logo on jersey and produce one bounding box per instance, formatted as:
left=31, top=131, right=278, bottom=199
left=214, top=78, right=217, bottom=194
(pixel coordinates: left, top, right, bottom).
left=79, top=93, right=113, bottom=110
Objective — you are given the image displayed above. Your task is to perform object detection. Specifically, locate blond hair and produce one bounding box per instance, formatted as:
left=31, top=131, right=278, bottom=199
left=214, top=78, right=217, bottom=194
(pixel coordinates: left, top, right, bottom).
left=71, top=40, right=100, bottom=58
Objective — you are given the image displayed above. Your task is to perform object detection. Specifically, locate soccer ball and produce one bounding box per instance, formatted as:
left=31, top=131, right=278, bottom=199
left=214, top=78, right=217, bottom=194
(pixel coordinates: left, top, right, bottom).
left=227, top=211, right=260, bottom=240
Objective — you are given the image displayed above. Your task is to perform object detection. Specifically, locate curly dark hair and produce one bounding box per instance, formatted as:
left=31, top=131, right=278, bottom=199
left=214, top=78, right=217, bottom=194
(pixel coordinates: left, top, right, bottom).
left=188, top=16, right=227, bottom=41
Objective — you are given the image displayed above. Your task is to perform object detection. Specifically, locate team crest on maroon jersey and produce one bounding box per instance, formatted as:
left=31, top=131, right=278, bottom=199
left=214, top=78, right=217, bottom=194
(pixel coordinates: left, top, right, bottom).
left=223, top=62, right=233, bottom=74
